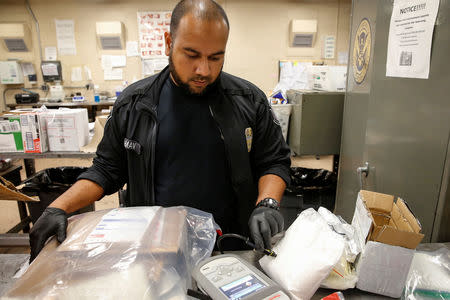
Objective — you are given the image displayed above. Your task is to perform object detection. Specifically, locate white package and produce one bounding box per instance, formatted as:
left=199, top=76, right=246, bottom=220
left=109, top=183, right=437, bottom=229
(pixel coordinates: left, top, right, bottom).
left=260, top=208, right=345, bottom=300
left=41, top=108, right=89, bottom=151
left=19, top=112, right=48, bottom=153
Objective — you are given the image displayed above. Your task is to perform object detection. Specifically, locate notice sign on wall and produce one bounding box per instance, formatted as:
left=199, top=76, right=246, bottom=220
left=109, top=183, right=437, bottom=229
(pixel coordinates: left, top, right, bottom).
left=386, top=0, right=440, bottom=79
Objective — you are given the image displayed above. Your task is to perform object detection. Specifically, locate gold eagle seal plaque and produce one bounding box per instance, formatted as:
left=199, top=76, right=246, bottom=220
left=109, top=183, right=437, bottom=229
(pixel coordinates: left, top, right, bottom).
left=353, top=18, right=371, bottom=84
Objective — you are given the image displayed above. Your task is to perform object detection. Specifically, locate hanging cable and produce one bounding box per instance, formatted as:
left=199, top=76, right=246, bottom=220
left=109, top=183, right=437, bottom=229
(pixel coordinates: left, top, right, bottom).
left=25, top=0, right=43, bottom=62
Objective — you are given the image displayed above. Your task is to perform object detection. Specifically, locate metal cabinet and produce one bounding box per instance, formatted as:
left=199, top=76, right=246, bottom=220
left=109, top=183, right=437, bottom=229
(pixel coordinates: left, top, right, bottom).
left=336, top=0, right=450, bottom=242
left=287, top=90, right=344, bottom=155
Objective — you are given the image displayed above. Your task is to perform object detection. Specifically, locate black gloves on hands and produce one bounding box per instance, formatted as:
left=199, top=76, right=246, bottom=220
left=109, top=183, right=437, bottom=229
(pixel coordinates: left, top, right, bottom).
left=29, top=207, right=67, bottom=263
left=248, top=206, right=284, bottom=250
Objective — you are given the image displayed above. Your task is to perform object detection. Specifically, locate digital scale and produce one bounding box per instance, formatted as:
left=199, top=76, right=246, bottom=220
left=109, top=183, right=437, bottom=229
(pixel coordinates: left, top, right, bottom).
left=192, top=254, right=290, bottom=300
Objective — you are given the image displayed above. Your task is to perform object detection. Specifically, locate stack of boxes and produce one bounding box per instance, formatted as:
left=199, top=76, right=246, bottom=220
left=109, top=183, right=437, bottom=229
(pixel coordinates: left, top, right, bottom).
left=0, top=108, right=89, bottom=153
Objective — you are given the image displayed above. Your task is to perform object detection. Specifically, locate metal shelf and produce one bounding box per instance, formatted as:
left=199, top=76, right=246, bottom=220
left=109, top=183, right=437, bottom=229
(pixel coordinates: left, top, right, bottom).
left=0, top=152, right=96, bottom=159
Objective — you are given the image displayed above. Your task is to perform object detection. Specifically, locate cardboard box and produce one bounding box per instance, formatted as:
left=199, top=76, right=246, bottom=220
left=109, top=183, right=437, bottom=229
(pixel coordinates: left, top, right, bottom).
left=20, top=112, right=48, bottom=153
left=41, top=108, right=89, bottom=151
left=351, top=190, right=424, bottom=298
left=0, top=114, right=23, bottom=152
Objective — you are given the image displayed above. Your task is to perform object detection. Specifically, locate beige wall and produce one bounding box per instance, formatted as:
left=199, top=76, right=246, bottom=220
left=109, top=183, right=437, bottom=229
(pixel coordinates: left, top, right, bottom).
left=0, top=0, right=349, bottom=232
left=0, top=0, right=350, bottom=110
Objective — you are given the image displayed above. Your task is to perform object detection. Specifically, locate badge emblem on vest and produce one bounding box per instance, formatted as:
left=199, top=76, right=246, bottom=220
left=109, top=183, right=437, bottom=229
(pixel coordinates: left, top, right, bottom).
left=245, top=127, right=253, bottom=152
left=124, top=138, right=141, bottom=155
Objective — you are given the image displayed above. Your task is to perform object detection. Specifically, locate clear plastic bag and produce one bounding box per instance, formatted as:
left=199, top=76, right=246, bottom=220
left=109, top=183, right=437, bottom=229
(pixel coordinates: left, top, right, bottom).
left=3, top=206, right=218, bottom=300
left=402, top=246, right=450, bottom=300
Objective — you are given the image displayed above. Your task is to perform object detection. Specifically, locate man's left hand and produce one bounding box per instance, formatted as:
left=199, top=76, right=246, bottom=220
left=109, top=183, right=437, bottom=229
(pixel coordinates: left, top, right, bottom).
left=248, top=206, right=284, bottom=250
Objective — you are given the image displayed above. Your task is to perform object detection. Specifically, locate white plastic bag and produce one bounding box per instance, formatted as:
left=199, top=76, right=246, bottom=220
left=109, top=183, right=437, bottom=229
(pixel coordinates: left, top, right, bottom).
left=260, top=208, right=345, bottom=300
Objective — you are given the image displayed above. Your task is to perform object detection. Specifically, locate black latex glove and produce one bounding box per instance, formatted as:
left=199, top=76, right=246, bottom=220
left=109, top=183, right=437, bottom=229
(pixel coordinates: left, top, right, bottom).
left=29, top=207, right=67, bottom=263
left=248, top=206, right=284, bottom=250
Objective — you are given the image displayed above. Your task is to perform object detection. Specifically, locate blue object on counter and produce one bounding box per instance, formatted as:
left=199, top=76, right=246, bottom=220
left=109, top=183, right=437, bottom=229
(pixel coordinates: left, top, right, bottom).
left=72, top=96, right=85, bottom=102
left=94, top=94, right=100, bottom=102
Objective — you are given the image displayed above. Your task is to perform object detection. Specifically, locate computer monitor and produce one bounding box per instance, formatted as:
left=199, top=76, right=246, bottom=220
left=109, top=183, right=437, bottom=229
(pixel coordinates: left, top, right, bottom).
left=41, top=60, right=62, bottom=82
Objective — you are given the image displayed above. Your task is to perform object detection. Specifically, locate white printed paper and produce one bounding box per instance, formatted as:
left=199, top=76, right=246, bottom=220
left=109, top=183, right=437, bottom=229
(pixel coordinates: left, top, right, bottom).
left=338, top=51, right=349, bottom=65
left=71, top=67, right=82, bottom=82
left=55, top=19, right=77, bottom=56
left=84, top=66, right=92, bottom=80
left=137, top=11, right=171, bottom=58
left=153, top=58, right=168, bottom=71
left=104, top=68, right=123, bottom=80
left=111, top=55, right=126, bottom=67
left=20, top=63, right=35, bottom=76
left=323, top=35, right=336, bottom=59
left=142, top=58, right=169, bottom=76
left=41, top=63, right=59, bottom=76
left=101, top=55, right=126, bottom=70
left=126, top=41, right=139, bottom=57
left=351, top=195, right=373, bottom=252
left=274, top=61, right=312, bottom=93
left=45, top=46, right=57, bottom=60
left=84, top=209, right=155, bottom=243
left=386, top=0, right=440, bottom=79
left=142, top=59, right=155, bottom=76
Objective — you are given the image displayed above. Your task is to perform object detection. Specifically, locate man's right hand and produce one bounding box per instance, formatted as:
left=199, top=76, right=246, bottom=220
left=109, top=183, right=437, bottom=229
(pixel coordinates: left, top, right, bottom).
left=29, top=207, right=68, bottom=263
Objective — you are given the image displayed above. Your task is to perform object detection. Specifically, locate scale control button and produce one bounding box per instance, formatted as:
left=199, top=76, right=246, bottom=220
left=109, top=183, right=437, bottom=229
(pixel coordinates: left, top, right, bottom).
left=235, top=266, right=244, bottom=272
left=219, top=266, right=233, bottom=273
left=227, top=272, right=232, bottom=277
left=212, top=276, right=222, bottom=282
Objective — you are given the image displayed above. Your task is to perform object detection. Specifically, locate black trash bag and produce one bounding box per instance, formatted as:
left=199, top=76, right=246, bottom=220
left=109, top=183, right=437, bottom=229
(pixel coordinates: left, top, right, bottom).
left=285, top=167, right=337, bottom=211
left=21, top=167, right=94, bottom=223
left=286, top=167, right=337, bottom=194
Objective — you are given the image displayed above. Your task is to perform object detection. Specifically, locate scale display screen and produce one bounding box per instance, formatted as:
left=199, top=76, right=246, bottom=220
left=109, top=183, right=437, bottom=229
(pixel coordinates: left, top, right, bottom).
left=219, top=274, right=266, bottom=300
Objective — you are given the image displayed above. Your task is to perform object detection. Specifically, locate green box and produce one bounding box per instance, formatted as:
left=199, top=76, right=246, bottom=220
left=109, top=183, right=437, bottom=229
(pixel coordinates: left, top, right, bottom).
left=0, top=114, right=24, bottom=152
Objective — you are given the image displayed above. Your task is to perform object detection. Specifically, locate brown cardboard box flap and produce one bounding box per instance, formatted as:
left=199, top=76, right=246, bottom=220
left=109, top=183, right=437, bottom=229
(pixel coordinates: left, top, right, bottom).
left=360, top=190, right=394, bottom=214
left=359, top=190, right=424, bottom=249
left=0, top=176, right=39, bottom=202
left=396, top=198, right=422, bottom=233
left=390, top=203, right=414, bottom=232
left=370, top=225, right=424, bottom=249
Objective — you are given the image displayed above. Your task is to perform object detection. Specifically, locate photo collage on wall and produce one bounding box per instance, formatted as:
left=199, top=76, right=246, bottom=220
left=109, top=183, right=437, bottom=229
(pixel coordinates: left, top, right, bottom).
left=137, top=11, right=172, bottom=58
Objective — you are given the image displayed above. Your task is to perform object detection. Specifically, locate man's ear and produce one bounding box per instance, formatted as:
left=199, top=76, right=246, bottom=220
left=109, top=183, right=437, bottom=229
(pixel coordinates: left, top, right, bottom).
left=164, top=32, right=172, bottom=56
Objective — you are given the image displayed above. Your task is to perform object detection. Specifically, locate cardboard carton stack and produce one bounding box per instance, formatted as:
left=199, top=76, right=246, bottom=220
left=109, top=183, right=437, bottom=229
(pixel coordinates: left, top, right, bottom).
left=0, top=108, right=90, bottom=154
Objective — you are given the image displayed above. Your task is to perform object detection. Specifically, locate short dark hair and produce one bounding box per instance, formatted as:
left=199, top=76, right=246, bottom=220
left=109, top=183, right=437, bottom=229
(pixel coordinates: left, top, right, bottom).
left=170, top=0, right=229, bottom=39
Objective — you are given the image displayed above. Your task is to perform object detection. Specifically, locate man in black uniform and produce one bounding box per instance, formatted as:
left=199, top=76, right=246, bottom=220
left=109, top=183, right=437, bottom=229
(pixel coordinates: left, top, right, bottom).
left=29, top=0, right=291, bottom=261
